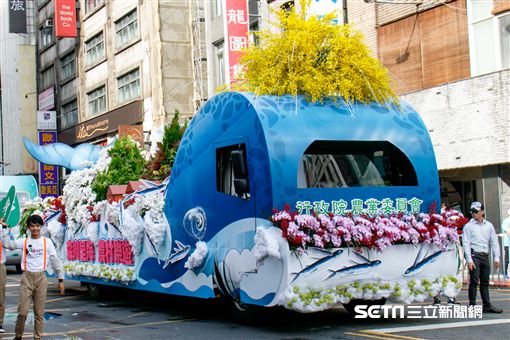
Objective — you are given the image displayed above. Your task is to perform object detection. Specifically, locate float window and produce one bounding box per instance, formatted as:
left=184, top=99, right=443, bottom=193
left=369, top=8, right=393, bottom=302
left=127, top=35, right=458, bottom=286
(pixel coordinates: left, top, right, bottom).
left=298, top=141, right=418, bottom=188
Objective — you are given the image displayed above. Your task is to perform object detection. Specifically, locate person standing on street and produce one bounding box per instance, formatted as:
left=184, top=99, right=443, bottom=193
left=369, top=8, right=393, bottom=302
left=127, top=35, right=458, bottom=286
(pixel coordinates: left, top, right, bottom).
left=502, top=209, right=510, bottom=280
left=1, top=214, right=65, bottom=340
left=463, top=201, right=502, bottom=313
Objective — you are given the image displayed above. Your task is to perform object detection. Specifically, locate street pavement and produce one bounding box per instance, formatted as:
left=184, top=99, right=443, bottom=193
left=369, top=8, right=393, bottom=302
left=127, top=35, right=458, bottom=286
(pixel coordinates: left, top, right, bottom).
left=0, top=267, right=509, bottom=340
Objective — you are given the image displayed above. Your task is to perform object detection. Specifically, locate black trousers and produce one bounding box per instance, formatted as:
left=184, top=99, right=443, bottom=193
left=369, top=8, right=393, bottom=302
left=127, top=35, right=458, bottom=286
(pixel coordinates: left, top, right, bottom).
left=468, top=252, right=491, bottom=306
left=505, top=247, right=509, bottom=276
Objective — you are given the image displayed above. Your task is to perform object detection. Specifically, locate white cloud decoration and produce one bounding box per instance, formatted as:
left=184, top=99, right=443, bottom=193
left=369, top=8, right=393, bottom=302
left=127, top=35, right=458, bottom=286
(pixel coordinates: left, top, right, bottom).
left=184, top=241, right=208, bottom=269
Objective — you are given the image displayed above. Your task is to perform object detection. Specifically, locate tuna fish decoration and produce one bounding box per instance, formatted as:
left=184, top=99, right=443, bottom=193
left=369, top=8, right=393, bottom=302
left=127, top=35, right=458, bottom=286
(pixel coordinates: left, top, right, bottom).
left=23, top=137, right=103, bottom=171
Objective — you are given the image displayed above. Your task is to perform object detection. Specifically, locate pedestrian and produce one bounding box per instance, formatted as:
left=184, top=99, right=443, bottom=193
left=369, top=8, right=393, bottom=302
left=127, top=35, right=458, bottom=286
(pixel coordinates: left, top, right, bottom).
left=462, top=201, right=502, bottom=313
left=502, top=209, right=510, bottom=280
left=1, top=214, right=65, bottom=340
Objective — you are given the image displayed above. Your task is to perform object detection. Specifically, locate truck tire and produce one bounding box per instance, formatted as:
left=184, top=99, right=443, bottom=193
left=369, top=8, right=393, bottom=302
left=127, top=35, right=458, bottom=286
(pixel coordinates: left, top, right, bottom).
left=86, top=283, right=104, bottom=299
left=228, top=298, right=263, bottom=324
left=342, top=298, right=386, bottom=315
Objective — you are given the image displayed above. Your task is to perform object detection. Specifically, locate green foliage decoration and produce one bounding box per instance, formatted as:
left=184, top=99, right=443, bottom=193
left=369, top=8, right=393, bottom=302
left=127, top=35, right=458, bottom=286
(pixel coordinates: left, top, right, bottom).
left=143, top=110, right=187, bottom=181
left=92, top=136, right=145, bottom=201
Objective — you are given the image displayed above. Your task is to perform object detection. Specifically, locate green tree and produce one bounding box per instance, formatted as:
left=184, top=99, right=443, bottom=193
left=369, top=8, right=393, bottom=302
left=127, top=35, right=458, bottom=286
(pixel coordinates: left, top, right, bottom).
left=92, top=136, right=145, bottom=201
left=142, top=110, right=187, bottom=181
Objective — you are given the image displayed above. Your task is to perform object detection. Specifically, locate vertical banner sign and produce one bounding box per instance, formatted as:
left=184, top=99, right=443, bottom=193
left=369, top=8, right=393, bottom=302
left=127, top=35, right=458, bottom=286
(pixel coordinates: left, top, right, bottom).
left=9, top=0, right=27, bottom=33
left=54, top=0, right=77, bottom=37
left=38, top=131, right=59, bottom=199
left=224, top=0, right=249, bottom=85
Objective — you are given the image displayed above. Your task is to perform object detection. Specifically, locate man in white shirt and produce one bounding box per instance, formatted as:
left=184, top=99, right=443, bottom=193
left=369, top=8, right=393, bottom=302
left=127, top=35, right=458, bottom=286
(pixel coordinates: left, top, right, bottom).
left=462, top=201, right=502, bottom=313
left=1, top=214, right=64, bottom=340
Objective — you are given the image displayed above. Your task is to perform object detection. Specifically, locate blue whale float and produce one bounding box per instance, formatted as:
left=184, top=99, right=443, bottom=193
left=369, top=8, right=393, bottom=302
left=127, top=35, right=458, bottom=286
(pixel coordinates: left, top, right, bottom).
left=36, top=92, right=461, bottom=313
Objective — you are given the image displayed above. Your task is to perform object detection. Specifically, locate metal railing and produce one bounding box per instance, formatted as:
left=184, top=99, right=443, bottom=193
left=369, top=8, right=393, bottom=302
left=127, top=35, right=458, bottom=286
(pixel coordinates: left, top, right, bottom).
left=458, top=235, right=508, bottom=286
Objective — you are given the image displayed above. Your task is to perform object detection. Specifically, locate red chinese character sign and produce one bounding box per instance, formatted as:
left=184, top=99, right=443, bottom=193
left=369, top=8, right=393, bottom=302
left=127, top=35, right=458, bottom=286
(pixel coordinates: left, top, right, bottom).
left=224, top=0, right=249, bottom=85
left=38, top=131, right=59, bottom=198
left=54, top=0, right=77, bottom=37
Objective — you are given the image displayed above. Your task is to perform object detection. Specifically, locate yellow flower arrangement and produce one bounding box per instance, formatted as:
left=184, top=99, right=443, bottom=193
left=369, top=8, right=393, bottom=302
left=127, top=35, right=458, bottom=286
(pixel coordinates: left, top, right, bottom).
left=235, top=0, right=397, bottom=104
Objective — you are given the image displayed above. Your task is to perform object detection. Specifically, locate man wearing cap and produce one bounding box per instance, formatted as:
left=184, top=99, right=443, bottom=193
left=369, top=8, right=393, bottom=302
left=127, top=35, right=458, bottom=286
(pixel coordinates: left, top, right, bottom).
left=462, top=201, right=502, bottom=313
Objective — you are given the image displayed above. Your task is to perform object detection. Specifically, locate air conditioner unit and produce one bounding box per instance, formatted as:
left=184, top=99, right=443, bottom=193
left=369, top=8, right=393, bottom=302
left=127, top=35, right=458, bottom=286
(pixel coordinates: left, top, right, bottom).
left=43, top=19, right=53, bottom=28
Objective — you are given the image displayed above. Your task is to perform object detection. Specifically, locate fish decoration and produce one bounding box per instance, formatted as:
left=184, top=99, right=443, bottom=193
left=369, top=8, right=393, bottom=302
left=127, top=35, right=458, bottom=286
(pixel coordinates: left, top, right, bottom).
left=325, top=259, right=382, bottom=279
left=162, top=240, right=191, bottom=269
left=290, top=249, right=344, bottom=283
left=404, top=246, right=451, bottom=277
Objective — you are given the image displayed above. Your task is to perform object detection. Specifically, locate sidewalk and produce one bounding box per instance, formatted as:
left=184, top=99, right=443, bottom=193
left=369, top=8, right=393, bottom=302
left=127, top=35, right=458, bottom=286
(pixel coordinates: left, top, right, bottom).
left=461, top=273, right=510, bottom=288
left=488, top=276, right=510, bottom=288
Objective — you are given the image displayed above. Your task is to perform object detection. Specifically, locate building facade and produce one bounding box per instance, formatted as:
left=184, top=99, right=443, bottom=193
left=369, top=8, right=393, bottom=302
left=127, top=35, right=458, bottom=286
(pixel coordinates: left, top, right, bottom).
left=0, top=0, right=38, bottom=176
left=370, top=0, right=509, bottom=227
left=59, top=0, right=195, bottom=147
left=7, top=0, right=509, bottom=229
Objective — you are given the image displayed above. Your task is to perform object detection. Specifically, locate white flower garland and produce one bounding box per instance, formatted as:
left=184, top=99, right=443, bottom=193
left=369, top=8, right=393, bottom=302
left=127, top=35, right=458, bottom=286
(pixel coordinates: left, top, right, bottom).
left=61, top=149, right=110, bottom=234
left=283, top=275, right=462, bottom=313
left=120, top=205, right=145, bottom=255
left=64, top=262, right=135, bottom=283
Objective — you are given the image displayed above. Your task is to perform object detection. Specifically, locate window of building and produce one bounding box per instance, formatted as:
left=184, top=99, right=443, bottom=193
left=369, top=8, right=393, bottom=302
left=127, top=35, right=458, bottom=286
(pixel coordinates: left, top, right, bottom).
left=216, top=143, right=250, bottom=199
left=115, top=10, right=138, bottom=48
left=249, top=21, right=260, bottom=46
left=85, top=32, right=105, bottom=65
left=40, top=66, right=55, bottom=91
left=85, top=0, right=104, bottom=14
left=499, top=14, right=510, bottom=69
left=297, top=141, right=418, bottom=188
left=39, top=21, right=54, bottom=48
left=60, top=100, right=78, bottom=130
left=87, top=85, right=106, bottom=116
left=280, top=1, right=295, bottom=12
left=60, top=52, right=75, bottom=80
left=214, top=40, right=225, bottom=89
left=215, top=0, right=222, bottom=16
left=468, top=1, right=510, bottom=75
left=117, top=68, right=140, bottom=103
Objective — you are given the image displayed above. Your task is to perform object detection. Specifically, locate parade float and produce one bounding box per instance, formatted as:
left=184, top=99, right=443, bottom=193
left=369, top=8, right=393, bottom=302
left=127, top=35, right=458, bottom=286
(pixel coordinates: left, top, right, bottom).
left=20, top=0, right=467, bottom=315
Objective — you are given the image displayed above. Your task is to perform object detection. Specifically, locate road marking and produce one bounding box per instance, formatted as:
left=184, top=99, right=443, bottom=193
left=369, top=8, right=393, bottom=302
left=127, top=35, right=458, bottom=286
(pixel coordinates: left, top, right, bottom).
left=360, top=330, right=424, bottom=339
left=5, top=284, right=19, bottom=287
left=38, top=318, right=196, bottom=337
left=46, top=295, right=84, bottom=303
left=111, top=310, right=150, bottom=322
left=370, top=319, right=510, bottom=333
left=345, top=331, right=423, bottom=340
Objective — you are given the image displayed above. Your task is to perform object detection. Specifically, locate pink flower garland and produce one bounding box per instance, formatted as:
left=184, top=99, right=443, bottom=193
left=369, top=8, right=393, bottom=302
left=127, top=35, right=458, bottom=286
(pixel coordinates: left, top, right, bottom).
left=271, top=204, right=468, bottom=253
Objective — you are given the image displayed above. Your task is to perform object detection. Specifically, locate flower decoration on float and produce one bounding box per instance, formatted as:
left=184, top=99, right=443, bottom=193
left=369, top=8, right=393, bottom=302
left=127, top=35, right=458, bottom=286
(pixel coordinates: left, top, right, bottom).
left=271, top=204, right=468, bottom=253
